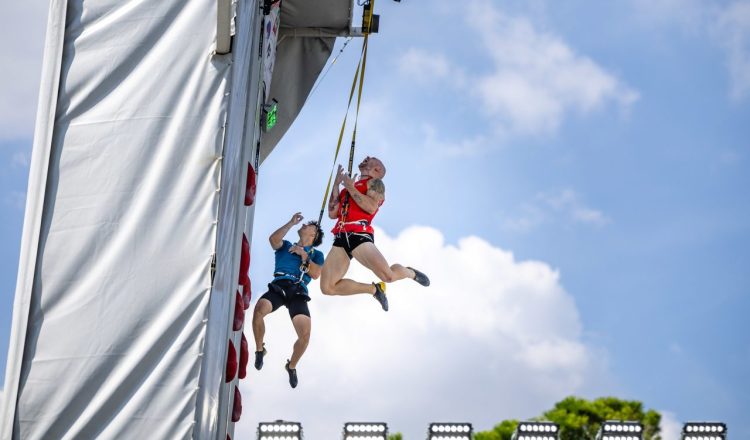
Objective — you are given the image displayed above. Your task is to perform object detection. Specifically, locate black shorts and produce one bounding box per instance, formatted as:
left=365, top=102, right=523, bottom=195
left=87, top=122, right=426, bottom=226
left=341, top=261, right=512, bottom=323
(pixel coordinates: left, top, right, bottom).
left=259, top=279, right=311, bottom=318
left=332, top=232, right=374, bottom=259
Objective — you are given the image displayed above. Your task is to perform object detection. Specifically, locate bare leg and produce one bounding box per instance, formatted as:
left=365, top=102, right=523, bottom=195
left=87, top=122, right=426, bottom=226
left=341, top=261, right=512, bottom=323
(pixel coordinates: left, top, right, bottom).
left=252, top=298, right=273, bottom=352
left=352, top=242, right=415, bottom=283
left=288, top=314, right=311, bottom=369
left=320, top=246, right=377, bottom=296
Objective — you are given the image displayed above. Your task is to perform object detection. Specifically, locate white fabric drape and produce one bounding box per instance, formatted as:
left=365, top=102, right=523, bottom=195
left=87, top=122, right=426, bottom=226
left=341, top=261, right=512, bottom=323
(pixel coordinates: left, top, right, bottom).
left=3, top=0, right=233, bottom=438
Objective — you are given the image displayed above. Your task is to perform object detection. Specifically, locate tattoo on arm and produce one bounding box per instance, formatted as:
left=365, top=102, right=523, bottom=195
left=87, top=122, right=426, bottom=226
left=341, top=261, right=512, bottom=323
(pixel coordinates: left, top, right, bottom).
left=369, top=178, right=385, bottom=195
left=351, top=191, right=364, bottom=205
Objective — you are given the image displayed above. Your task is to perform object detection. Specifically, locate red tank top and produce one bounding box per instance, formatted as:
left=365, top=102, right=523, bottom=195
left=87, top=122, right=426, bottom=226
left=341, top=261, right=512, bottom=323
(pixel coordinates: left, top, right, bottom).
left=333, top=177, right=384, bottom=234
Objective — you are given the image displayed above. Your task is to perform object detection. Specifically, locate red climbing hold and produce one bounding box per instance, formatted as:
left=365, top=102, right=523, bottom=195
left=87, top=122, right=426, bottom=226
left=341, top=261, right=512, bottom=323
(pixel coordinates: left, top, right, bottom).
left=239, top=332, right=249, bottom=379
left=242, top=278, right=252, bottom=310
left=239, top=234, right=250, bottom=285
left=232, top=386, right=242, bottom=422
left=245, top=162, right=257, bottom=206
left=233, top=290, right=245, bottom=331
left=226, top=340, right=237, bottom=383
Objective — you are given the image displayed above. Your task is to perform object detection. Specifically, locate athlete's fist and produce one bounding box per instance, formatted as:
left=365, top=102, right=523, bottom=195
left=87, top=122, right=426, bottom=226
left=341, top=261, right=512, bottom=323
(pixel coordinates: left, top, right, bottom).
left=289, top=245, right=307, bottom=257
left=289, top=212, right=304, bottom=225
left=341, top=171, right=356, bottom=190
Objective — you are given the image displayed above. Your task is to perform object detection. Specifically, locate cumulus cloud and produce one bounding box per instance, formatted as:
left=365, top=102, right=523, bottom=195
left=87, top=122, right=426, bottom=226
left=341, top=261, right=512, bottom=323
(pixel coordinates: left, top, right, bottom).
left=714, top=1, right=750, bottom=100
left=399, top=48, right=457, bottom=82
left=398, top=1, right=638, bottom=137
left=504, top=189, right=610, bottom=232
left=419, top=123, right=491, bottom=157
left=660, top=410, right=683, bottom=440
left=631, top=0, right=750, bottom=101
left=0, top=2, right=48, bottom=140
left=630, top=0, right=707, bottom=29
left=3, top=191, right=27, bottom=211
left=468, top=0, right=639, bottom=135
left=11, top=151, right=30, bottom=168
left=235, top=226, right=608, bottom=439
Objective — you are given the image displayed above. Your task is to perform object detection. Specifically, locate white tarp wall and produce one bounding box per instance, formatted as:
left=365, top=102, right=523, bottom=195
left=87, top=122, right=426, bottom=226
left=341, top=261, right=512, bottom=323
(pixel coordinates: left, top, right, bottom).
left=1, top=0, right=352, bottom=438
left=1, top=0, right=262, bottom=438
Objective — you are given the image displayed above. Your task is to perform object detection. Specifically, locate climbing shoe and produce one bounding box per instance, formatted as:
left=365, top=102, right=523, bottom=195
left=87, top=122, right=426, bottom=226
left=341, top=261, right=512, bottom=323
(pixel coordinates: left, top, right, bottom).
left=408, top=267, right=430, bottom=287
left=285, top=360, right=298, bottom=388
left=373, top=282, right=389, bottom=311
left=254, top=344, right=267, bottom=371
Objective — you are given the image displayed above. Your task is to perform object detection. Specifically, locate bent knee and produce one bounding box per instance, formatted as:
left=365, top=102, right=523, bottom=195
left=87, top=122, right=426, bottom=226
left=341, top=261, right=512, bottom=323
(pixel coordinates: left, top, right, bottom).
left=253, top=305, right=267, bottom=319
left=320, top=283, right=335, bottom=295
left=375, top=270, right=395, bottom=283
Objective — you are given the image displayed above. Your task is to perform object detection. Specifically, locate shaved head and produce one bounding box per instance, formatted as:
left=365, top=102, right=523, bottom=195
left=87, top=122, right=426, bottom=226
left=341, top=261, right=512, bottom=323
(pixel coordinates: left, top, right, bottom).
left=358, top=156, right=386, bottom=179
left=370, top=158, right=386, bottom=178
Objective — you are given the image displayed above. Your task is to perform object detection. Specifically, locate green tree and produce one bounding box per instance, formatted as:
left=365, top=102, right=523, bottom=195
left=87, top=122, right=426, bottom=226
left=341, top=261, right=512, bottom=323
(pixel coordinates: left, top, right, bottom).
left=474, top=419, right=518, bottom=440
left=475, top=396, right=661, bottom=440
left=387, top=433, right=403, bottom=440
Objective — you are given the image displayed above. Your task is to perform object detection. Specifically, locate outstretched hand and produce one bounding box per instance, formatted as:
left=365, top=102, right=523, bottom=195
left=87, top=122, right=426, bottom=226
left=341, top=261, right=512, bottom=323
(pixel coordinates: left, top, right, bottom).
left=334, top=165, right=345, bottom=186
left=289, top=212, right=304, bottom=225
left=340, top=169, right=357, bottom=190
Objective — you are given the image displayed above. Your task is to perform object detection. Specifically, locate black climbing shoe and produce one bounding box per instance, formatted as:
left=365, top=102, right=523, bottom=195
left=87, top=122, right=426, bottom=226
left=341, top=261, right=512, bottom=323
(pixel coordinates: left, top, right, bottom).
left=373, top=282, right=389, bottom=311
left=285, top=360, right=298, bottom=388
left=254, top=344, right=267, bottom=371
left=408, top=267, right=430, bottom=287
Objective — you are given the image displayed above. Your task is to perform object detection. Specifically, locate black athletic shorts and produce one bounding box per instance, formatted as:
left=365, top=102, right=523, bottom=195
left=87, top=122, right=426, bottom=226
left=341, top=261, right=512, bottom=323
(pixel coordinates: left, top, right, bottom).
left=259, top=279, right=311, bottom=318
left=332, top=232, right=374, bottom=259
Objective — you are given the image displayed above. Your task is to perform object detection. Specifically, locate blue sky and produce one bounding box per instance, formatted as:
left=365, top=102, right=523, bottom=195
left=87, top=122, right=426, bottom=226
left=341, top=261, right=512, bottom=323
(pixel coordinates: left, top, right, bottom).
left=2, top=1, right=749, bottom=439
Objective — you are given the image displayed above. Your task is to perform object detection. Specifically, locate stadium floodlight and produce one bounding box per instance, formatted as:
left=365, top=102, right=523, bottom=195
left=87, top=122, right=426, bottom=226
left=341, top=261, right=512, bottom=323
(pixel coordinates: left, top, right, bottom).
left=596, top=420, right=643, bottom=440
left=511, top=421, right=560, bottom=440
left=257, top=420, right=303, bottom=440
left=428, top=422, right=473, bottom=440
left=342, top=422, right=389, bottom=440
left=682, top=422, right=727, bottom=440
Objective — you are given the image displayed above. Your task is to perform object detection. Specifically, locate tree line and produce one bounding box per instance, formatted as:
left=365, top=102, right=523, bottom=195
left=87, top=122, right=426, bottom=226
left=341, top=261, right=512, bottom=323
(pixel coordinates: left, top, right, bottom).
left=387, top=396, right=661, bottom=440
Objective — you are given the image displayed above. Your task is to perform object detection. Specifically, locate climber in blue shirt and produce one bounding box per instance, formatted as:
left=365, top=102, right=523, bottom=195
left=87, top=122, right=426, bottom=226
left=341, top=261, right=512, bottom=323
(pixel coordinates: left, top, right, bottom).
left=252, top=212, right=325, bottom=388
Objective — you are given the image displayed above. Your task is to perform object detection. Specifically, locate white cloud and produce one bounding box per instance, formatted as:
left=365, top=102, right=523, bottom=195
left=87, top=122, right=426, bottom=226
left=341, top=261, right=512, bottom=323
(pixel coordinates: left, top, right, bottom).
left=399, top=48, right=455, bottom=81
left=718, top=148, right=743, bottom=165
left=0, top=2, right=48, bottom=140
left=398, top=1, right=638, bottom=137
left=467, top=0, right=639, bottom=135
left=3, top=191, right=27, bottom=211
left=714, top=1, right=750, bottom=100
left=630, top=0, right=707, bottom=29
left=419, top=123, right=491, bottom=157
left=235, top=226, right=608, bottom=439
left=660, top=410, right=683, bottom=440
left=11, top=151, right=30, bottom=168
left=631, top=0, right=750, bottom=101
left=504, top=189, right=610, bottom=232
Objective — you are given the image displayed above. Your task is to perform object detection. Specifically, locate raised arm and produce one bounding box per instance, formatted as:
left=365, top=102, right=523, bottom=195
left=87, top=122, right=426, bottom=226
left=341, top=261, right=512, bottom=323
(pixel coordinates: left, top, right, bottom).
left=327, top=189, right=340, bottom=219
left=269, top=212, right=303, bottom=250
left=328, top=165, right=344, bottom=219
left=342, top=173, right=385, bottom=214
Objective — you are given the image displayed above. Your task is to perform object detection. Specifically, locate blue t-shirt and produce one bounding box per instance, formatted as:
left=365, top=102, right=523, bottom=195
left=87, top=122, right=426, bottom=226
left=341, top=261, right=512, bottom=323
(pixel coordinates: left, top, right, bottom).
left=273, top=240, right=325, bottom=293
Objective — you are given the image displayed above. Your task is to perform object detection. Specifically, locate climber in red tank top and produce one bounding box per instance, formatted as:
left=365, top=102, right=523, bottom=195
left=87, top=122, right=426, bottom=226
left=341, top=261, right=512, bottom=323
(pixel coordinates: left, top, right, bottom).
left=320, top=156, right=430, bottom=312
left=332, top=175, right=380, bottom=235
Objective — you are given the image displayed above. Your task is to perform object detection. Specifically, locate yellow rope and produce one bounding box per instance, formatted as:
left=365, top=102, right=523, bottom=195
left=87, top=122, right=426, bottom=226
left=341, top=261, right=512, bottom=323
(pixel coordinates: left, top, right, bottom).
left=316, top=0, right=376, bottom=225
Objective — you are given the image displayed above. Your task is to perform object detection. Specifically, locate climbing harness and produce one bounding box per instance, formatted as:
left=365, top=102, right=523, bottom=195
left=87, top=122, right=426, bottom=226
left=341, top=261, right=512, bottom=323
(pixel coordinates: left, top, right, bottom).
left=296, top=246, right=315, bottom=283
